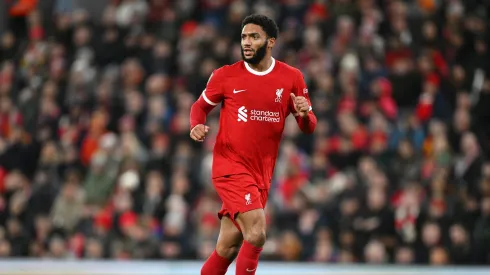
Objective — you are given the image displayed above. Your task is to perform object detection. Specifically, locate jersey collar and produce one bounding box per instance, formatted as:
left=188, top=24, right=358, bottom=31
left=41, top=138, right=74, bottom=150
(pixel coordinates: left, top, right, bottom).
left=244, top=57, right=276, bottom=76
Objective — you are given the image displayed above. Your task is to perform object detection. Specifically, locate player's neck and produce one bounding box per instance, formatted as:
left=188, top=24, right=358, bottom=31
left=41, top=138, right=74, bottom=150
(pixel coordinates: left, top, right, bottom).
left=248, top=56, right=273, bottom=72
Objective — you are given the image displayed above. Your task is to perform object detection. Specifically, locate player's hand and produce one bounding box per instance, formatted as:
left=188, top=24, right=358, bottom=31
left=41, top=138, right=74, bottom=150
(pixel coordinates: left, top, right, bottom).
left=290, top=93, right=310, bottom=118
left=190, top=124, right=210, bottom=142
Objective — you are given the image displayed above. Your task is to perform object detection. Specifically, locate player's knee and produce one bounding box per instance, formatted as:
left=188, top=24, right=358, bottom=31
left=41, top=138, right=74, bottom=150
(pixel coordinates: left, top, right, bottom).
left=244, top=225, right=266, bottom=247
left=216, top=243, right=241, bottom=260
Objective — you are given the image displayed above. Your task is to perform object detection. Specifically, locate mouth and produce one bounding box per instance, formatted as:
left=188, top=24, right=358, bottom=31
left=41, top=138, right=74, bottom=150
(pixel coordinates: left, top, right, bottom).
left=243, top=49, right=254, bottom=56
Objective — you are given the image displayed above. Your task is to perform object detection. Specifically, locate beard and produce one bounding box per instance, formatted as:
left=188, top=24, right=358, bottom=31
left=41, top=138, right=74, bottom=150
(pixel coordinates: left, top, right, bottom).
left=241, top=40, right=268, bottom=65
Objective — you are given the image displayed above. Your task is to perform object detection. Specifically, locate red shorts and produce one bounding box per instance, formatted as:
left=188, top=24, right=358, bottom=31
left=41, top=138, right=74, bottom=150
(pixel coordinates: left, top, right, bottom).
left=213, top=174, right=269, bottom=230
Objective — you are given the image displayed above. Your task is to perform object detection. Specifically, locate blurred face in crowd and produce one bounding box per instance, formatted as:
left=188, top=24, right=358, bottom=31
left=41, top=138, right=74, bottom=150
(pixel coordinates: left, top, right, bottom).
left=146, top=171, right=164, bottom=197
left=422, top=222, right=441, bottom=247
left=453, top=109, right=470, bottom=132
left=73, top=26, right=91, bottom=47
left=358, top=156, right=377, bottom=178
left=49, top=237, right=66, bottom=258
left=449, top=224, right=468, bottom=246
left=1, top=32, right=15, bottom=50
left=364, top=240, right=386, bottom=263
left=340, top=197, right=358, bottom=216
left=456, top=92, right=471, bottom=110
left=279, top=231, right=302, bottom=261
left=6, top=219, right=22, bottom=237
left=85, top=238, right=104, bottom=259
left=35, top=215, right=51, bottom=238
left=481, top=198, right=490, bottom=216
left=339, top=231, right=355, bottom=249
left=482, top=162, right=490, bottom=178
left=62, top=182, right=79, bottom=201
left=367, top=187, right=386, bottom=211
left=395, top=247, right=414, bottom=264
left=9, top=192, right=27, bottom=216
left=461, top=132, right=478, bottom=156
left=241, top=24, right=275, bottom=65
left=430, top=247, right=449, bottom=265
left=398, top=139, right=414, bottom=158
left=422, top=21, right=438, bottom=41
left=160, top=241, right=182, bottom=259
left=146, top=74, right=169, bottom=95
left=0, top=239, right=11, bottom=257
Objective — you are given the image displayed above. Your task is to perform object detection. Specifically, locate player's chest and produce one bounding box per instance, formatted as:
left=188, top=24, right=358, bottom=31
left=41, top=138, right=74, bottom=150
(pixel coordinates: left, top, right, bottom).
left=223, top=76, right=292, bottom=111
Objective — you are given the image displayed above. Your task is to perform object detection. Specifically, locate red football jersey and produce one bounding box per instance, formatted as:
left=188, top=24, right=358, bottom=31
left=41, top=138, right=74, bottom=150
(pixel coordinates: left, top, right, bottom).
left=200, top=58, right=314, bottom=189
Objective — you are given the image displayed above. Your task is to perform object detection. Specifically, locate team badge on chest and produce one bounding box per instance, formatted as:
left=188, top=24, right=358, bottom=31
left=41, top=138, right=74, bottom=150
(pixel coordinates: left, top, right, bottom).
left=275, top=88, right=283, bottom=103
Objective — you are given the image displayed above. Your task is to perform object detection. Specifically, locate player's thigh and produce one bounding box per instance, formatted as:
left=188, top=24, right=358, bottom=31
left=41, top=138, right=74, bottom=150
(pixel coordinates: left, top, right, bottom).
left=217, top=215, right=243, bottom=247
left=235, top=208, right=266, bottom=240
left=235, top=187, right=268, bottom=229
left=215, top=216, right=243, bottom=259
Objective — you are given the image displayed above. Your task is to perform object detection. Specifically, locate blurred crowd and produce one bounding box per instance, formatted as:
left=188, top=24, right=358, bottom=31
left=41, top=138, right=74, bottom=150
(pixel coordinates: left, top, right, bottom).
left=0, top=0, right=490, bottom=265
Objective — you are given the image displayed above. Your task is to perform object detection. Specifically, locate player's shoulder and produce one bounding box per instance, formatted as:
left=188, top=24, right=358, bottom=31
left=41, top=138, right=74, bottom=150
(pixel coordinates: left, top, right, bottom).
left=275, top=59, right=303, bottom=77
left=211, top=61, right=244, bottom=78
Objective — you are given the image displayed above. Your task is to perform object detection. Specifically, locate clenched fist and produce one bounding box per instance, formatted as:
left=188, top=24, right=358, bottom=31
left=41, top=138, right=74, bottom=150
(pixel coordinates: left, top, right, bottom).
left=290, top=93, right=310, bottom=118
left=190, top=124, right=210, bottom=142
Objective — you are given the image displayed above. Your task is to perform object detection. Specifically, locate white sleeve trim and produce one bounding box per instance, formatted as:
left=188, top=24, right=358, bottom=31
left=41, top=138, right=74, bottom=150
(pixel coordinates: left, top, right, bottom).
left=202, top=90, right=219, bottom=106
left=293, top=106, right=313, bottom=116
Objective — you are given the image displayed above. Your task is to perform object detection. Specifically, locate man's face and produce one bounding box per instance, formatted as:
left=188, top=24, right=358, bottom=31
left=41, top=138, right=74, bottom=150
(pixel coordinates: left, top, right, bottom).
left=241, top=23, right=274, bottom=65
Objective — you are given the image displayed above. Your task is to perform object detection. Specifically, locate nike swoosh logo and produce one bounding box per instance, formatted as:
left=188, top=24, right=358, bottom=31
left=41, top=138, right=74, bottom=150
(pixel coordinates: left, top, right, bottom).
left=233, top=89, right=246, bottom=94
left=246, top=268, right=256, bottom=272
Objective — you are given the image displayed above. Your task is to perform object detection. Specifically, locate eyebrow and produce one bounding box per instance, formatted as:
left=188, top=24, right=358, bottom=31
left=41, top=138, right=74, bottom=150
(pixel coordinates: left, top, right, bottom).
left=241, top=32, right=261, bottom=37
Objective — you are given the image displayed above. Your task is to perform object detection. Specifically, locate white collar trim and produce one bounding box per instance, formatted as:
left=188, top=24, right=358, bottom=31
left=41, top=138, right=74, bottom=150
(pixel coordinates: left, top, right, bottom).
left=244, top=57, right=276, bottom=76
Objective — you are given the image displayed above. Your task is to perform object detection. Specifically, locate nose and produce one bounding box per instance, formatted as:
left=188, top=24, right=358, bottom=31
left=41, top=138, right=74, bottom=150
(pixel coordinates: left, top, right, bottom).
left=242, top=37, right=252, bottom=47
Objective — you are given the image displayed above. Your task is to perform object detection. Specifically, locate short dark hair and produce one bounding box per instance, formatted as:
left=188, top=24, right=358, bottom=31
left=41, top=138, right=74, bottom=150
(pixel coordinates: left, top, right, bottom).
left=241, top=14, right=279, bottom=39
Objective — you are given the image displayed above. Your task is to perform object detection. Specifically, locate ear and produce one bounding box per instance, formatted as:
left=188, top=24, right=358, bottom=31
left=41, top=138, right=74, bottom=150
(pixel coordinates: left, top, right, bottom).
left=268, top=37, right=276, bottom=48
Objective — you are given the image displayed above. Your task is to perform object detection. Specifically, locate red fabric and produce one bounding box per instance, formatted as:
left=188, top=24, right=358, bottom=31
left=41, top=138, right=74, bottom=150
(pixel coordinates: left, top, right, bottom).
left=416, top=103, right=433, bottom=121
left=80, top=136, right=99, bottom=166
left=430, top=198, right=447, bottom=211
left=378, top=78, right=392, bottom=96
left=279, top=174, right=308, bottom=203
left=189, top=61, right=316, bottom=189
left=94, top=211, right=113, bottom=231
left=9, top=0, right=37, bottom=17
left=327, top=136, right=341, bottom=153
left=201, top=250, right=232, bottom=275
left=29, top=26, right=44, bottom=40
left=305, top=3, right=328, bottom=23
left=351, top=127, right=369, bottom=150
left=70, top=234, right=85, bottom=258
left=295, top=112, right=317, bottom=134
left=214, top=174, right=269, bottom=231
left=337, top=96, right=357, bottom=114
left=385, top=48, right=413, bottom=68
left=371, top=131, right=388, bottom=144
left=416, top=92, right=434, bottom=121
left=236, top=240, right=263, bottom=275
left=425, top=73, right=440, bottom=87
left=180, top=21, right=198, bottom=36
left=201, top=213, right=219, bottom=228
left=431, top=51, right=449, bottom=77
left=119, top=211, right=138, bottom=228
left=379, top=96, right=398, bottom=119
left=0, top=167, right=6, bottom=193
left=190, top=95, right=215, bottom=129
left=0, top=111, right=23, bottom=138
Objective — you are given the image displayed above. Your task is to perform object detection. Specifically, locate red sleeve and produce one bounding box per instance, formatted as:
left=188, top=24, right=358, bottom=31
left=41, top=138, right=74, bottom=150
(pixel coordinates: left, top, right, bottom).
left=289, top=70, right=317, bottom=134
left=189, top=69, right=225, bottom=129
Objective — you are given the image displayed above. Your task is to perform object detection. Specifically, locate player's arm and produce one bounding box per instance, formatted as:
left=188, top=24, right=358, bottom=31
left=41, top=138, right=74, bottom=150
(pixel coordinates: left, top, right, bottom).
left=289, top=70, right=317, bottom=134
left=190, top=69, right=224, bottom=142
